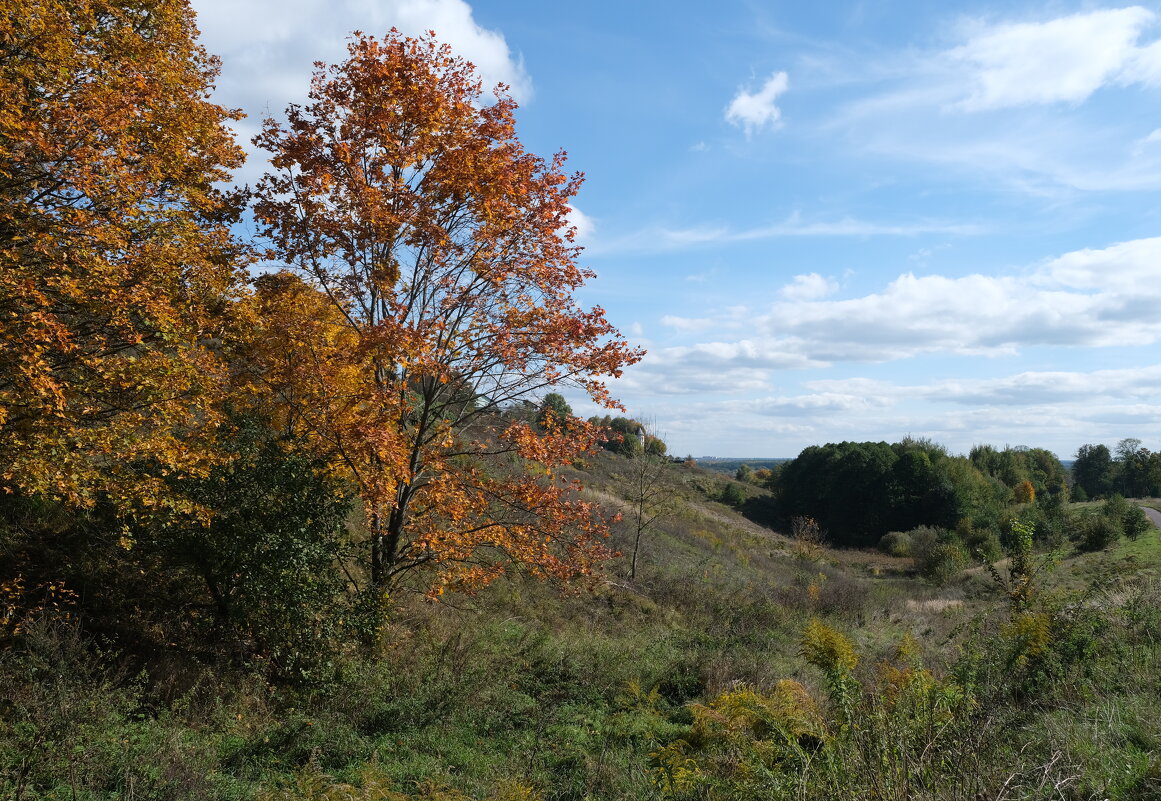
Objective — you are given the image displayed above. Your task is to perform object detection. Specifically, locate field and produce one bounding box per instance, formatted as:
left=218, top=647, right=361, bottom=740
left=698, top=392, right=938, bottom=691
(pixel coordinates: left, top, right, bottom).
left=5, top=453, right=1161, bottom=800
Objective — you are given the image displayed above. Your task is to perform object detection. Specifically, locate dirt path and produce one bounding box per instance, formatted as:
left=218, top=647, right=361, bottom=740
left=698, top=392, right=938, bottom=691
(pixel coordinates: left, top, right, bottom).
left=1138, top=504, right=1161, bottom=529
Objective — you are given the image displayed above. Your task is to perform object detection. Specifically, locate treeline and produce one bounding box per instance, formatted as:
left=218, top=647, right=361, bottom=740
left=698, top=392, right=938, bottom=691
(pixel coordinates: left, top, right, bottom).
left=749, top=438, right=1061, bottom=548
left=1072, top=439, right=1161, bottom=499
left=736, top=437, right=1153, bottom=555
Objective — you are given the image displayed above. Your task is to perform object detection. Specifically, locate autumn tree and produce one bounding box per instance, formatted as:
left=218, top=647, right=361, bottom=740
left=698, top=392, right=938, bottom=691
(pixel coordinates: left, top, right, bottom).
left=1013, top=479, right=1036, bottom=504
left=250, top=30, right=641, bottom=593
left=0, top=0, right=247, bottom=513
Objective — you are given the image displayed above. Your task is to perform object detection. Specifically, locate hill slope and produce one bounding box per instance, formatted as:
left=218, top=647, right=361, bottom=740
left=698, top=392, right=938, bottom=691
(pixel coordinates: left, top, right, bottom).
left=3, top=455, right=1160, bottom=800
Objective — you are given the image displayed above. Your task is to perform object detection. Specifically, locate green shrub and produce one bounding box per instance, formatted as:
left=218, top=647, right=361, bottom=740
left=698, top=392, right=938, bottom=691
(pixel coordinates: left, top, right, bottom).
left=878, top=530, right=912, bottom=557
left=1079, top=513, right=1121, bottom=552
left=1122, top=505, right=1152, bottom=540
left=917, top=541, right=969, bottom=584
left=0, top=623, right=249, bottom=801
left=720, top=483, right=746, bottom=506
left=906, top=527, right=968, bottom=584
left=1103, top=493, right=1131, bottom=520
left=961, top=527, right=1003, bottom=563
left=164, top=416, right=358, bottom=676
left=954, top=518, right=1004, bottom=563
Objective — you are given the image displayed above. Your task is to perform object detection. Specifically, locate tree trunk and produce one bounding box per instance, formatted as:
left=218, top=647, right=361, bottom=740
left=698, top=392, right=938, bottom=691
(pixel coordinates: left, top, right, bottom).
left=370, top=510, right=383, bottom=587
left=630, top=527, right=643, bottom=581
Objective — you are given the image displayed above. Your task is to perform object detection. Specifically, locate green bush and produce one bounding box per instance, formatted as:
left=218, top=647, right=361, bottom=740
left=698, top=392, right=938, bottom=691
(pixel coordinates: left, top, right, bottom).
left=164, top=416, right=358, bottom=676
left=0, top=623, right=250, bottom=801
left=956, top=519, right=1004, bottom=563
left=963, top=528, right=1003, bottom=563
left=918, top=542, right=969, bottom=584
left=1122, top=505, right=1152, bottom=541
left=1079, top=513, right=1122, bottom=552
left=908, top=527, right=968, bottom=584
left=878, top=530, right=912, bottom=557
left=720, top=483, right=746, bottom=506
left=1103, top=494, right=1131, bottom=523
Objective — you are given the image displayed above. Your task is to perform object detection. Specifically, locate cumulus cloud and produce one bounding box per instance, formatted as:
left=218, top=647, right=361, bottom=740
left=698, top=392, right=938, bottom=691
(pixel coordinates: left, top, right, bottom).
left=192, top=0, right=531, bottom=180
left=780, top=273, right=839, bottom=301
left=1033, top=236, right=1161, bottom=291
left=615, top=339, right=825, bottom=397
left=810, top=364, right=1161, bottom=407
left=749, top=392, right=893, bottom=416
left=764, top=237, right=1161, bottom=361
left=565, top=205, right=596, bottom=246
left=634, top=364, right=1161, bottom=457
left=924, top=365, right=1161, bottom=406
left=726, top=71, right=789, bottom=135
left=621, top=237, right=1161, bottom=421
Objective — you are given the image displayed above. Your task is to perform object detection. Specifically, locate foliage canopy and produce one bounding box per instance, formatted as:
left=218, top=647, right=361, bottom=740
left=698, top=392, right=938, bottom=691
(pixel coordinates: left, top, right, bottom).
left=250, top=30, right=641, bottom=592
left=0, top=0, right=248, bottom=514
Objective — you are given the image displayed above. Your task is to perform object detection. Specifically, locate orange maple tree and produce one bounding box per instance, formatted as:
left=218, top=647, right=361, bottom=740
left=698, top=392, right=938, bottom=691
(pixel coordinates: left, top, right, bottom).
left=0, top=0, right=248, bottom=514
left=249, top=30, right=642, bottom=592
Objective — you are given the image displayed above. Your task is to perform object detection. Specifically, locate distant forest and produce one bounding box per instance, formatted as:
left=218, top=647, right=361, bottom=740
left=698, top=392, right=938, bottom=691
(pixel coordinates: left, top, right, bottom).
left=697, top=458, right=791, bottom=475
left=716, top=438, right=1158, bottom=556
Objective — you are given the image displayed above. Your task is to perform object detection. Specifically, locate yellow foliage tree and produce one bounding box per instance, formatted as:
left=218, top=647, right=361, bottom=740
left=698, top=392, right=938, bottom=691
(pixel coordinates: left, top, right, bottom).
left=1013, top=479, right=1036, bottom=504
left=0, top=0, right=247, bottom=514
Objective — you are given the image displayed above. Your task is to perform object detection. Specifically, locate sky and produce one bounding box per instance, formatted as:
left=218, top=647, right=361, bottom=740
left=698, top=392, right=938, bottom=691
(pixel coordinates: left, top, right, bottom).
left=192, top=0, right=1161, bottom=459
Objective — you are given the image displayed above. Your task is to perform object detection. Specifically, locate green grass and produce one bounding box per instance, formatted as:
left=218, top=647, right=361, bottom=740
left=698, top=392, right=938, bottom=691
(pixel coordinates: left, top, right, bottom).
left=5, top=460, right=1161, bottom=800
left=1045, top=520, right=1161, bottom=593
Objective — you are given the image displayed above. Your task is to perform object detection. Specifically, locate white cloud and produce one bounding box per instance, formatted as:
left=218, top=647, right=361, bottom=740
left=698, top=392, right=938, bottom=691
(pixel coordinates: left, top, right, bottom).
left=1132, top=127, right=1161, bottom=154
left=726, top=71, right=789, bottom=135
left=948, top=8, right=1157, bottom=111
left=192, top=0, right=531, bottom=181
left=620, top=391, right=1161, bottom=460
left=753, top=392, right=893, bottom=415
left=830, top=8, right=1161, bottom=193
left=565, top=204, right=596, bottom=246
left=780, top=273, right=839, bottom=301
left=740, top=215, right=984, bottom=239
left=660, top=315, right=716, bottom=333
left=764, top=246, right=1161, bottom=362
left=810, top=364, right=1161, bottom=407
left=927, top=365, right=1161, bottom=406
left=619, top=237, right=1161, bottom=418
left=1034, top=236, right=1161, bottom=291
left=908, top=244, right=951, bottom=266
left=684, top=268, right=717, bottom=283
left=616, top=339, right=824, bottom=396
left=636, top=363, right=1161, bottom=457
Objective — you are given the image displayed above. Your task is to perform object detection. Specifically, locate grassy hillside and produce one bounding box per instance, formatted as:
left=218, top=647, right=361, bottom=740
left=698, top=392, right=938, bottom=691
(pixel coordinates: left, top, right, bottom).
left=3, top=454, right=1160, bottom=800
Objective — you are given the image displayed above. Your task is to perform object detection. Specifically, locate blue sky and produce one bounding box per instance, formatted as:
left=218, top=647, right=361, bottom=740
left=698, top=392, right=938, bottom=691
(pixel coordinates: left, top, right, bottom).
left=194, top=0, right=1161, bottom=458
